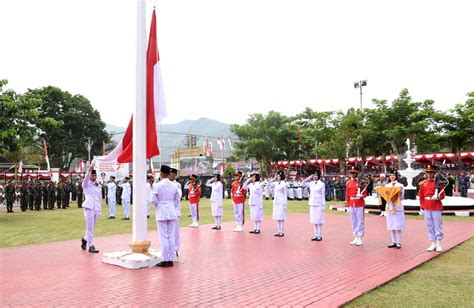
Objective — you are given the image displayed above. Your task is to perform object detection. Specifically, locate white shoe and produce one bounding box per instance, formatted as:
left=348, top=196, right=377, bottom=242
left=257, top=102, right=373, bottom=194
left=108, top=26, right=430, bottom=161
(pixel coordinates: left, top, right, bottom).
left=188, top=222, right=199, bottom=228
left=236, top=225, right=243, bottom=232
left=379, top=212, right=384, bottom=217
left=355, top=237, right=363, bottom=246
left=349, top=237, right=358, bottom=245
left=233, top=225, right=243, bottom=232
left=435, top=240, right=443, bottom=252
left=427, top=242, right=436, bottom=252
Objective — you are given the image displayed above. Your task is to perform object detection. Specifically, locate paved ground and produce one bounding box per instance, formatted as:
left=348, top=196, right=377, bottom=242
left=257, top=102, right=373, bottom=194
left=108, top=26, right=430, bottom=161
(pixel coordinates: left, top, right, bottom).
left=1, top=213, right=473, bottom=307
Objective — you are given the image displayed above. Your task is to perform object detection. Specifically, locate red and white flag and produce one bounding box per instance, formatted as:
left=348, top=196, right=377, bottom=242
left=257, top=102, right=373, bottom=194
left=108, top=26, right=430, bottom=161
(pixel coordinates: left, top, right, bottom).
left=227, top=137, right=233, bottom=150
left=95, top=10, right=166, bottom=166
left=43, top=139, right=50, bottom=171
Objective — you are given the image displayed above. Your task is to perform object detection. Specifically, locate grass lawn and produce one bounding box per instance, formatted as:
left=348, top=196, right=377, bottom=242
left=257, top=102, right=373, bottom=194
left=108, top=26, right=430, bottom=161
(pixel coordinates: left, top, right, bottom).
left=1, top=198, right=473, bottom=307
left=346, top=237, right=474, bottom=307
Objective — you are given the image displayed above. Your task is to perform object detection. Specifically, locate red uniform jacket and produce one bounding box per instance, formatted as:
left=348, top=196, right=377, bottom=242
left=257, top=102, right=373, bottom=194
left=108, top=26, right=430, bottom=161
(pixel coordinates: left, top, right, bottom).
left=346, top=178, right=367, bottom=207
left=232, top=180, right=247, bottom=204
left=188, top=183, right=201, bottom=204
left=418, top=179, right=444, bottom=211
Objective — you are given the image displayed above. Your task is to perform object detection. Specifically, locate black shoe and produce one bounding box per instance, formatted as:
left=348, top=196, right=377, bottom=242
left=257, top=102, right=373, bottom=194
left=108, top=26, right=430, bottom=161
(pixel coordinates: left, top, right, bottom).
left=249, top=230, right=257, bottom=234
left=216, top=226, right=221, bottom=230
left=107, top=216, right=114, bottom=219
left=275, top=233, right=284, bottom=237
left=255, top=230, right=261, bottom=234
left=316, top=237, right=323, bottom=241
left=81, top=238, right=87, bottom=250
left=147, top=215, right=150, bottom=218
left=396, top=243, right=401, bottom=249
left=122, top=217, right=130, bottom=220
left=311, top=236, right=318, bottom=241
left=212, top=226, right=218, bottom=230
left=176, top=251, right=179, bottom=258
left=157, top=261, right=171, bottom=267
left=387, top=243, right=397, bottom=248
left=274, top=233, right=281, bottom=237
left=168, top=261, right=174, bottom=267
left=88, top=246, right=99, bottom=253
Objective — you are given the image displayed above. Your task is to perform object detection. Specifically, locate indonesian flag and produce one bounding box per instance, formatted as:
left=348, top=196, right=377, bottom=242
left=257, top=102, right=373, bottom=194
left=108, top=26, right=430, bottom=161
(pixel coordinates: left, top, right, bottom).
left=43, top=140, right=50, bottom=171
left=95, top=9, right=166, bottom=166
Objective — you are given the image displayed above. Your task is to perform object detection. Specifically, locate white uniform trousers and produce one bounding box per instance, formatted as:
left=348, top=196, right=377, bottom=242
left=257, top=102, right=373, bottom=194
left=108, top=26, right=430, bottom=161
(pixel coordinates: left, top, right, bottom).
left=84, top=208, right=100, bottom=248
left=122, top=198, right=130, bottom=218
left=107, top=198, right=116, bottom=217
left=157, top=219, right=177, bottom=262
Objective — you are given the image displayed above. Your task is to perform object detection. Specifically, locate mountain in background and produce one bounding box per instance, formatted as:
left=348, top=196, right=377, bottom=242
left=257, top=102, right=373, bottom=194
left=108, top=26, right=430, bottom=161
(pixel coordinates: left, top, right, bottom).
left=105, top=117, right=235, bottom=163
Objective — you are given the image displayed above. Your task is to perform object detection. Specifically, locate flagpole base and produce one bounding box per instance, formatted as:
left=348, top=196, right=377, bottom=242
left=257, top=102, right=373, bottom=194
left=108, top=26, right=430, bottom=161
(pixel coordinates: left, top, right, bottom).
left=102, top=241, right=161, bottom=269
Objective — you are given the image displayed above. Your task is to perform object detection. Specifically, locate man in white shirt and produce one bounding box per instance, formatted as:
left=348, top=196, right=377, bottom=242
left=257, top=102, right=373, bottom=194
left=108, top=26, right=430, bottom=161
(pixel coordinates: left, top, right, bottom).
left=81, top=164, right=102, bottom=253
left=107, top=176, right=117, bottom=219
left=150, top=165, right=180, bottom=267
left=170, top=168, right=182, bottom=256
left=119, top=177, right=131, bottom=220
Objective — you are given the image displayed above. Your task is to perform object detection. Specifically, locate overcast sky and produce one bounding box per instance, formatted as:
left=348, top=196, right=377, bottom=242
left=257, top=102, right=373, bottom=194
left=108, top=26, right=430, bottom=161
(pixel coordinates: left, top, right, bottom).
left=1, top=0, right=473, bottom=127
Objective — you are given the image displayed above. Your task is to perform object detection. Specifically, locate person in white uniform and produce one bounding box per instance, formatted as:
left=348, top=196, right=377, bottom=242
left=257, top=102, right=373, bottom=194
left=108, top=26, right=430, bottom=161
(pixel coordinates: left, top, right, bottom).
left=385, top=170, right=405, bottom=249
left=106, top=176, right=117, bottom=219
left=170, top=168, right=182, bottom=256
left=206, top=174, right=224, bottom=230
left=146, top=175, right=154, bottom=219
left=301, top=171, right=326, bottom=241
left=272, top=171, right=288, bottom=237
left=150, top=165, right=180, bottom=267
left=119, top=177, right=131, bottom=220
left=243, top=173, right=264, bottom=234
left=81, top=164, right=101, bottom=253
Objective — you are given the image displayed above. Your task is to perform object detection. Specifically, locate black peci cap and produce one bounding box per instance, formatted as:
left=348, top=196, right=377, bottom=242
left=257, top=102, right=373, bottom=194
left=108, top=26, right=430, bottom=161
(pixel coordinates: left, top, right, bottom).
left=91, top=170, right=97, bottom=175
left=170, top=168, right=178, bottom=174
left=160, top=165, right=171, bottom=174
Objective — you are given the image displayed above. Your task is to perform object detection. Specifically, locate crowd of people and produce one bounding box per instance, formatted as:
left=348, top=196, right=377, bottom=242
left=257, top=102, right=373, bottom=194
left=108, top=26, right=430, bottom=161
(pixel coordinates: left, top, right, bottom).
left=77, top=162, right=460, bottom=269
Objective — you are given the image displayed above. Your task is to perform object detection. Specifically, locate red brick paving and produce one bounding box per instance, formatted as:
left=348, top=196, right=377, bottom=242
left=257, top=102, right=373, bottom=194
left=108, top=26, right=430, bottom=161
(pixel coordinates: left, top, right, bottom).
left=1, top=214, right=473, bottom=307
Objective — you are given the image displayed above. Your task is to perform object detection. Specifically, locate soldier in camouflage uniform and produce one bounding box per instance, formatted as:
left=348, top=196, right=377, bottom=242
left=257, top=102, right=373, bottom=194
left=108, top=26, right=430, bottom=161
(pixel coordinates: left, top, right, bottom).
left=61, top=182, right=69, bottom=209
left=42, top=182, right=49, bottom=210
left=334, top=176, right=343, bottom=201
left=5, top=180, right=16, bottom=213
left=56, top=181, right=62, bottom=209
left=76, top=179, right=83, bottom=208
left=20, top=182, right=28, bottom=211
left=48, top=182, right=56, bottom=210
left=34, top=182, right=42, bottom=211
left=28, top=182, right=35, bottom=210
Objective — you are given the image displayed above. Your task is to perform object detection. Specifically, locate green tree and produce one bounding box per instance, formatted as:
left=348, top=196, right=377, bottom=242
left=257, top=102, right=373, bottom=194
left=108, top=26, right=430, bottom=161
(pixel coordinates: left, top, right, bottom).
left=231, top=111, right=297, bottom=175
left=438, top=92, right=474, bottom=155
left=0, top=80, right=58, bottom=156
left=372, top=89, right=441, bottom=161
left=25, top=86, right=110, bottom=169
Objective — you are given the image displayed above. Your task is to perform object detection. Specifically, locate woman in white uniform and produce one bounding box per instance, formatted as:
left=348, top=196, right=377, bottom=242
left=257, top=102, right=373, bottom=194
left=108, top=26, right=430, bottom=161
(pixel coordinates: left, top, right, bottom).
left=272, top=171, right=288, bottom=237
left=206, top=174, right=224, bottom=230
left=385, top=170, right=405, bottom=249
left=302, top=171, right=325, bottom=241
left=243, top=173, right=264, bottom=234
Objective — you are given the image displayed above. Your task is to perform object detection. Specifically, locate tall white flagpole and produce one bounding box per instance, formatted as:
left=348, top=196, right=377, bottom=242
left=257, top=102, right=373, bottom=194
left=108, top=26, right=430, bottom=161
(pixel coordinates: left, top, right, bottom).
left=102, top=0, right=160, bottom=269
left=132, top=0, right=148, bottom=242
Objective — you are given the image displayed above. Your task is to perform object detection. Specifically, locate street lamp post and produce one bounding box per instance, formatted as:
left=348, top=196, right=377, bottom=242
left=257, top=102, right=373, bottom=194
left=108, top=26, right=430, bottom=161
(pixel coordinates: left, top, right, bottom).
left=353, top=80, right=367, bottom=110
